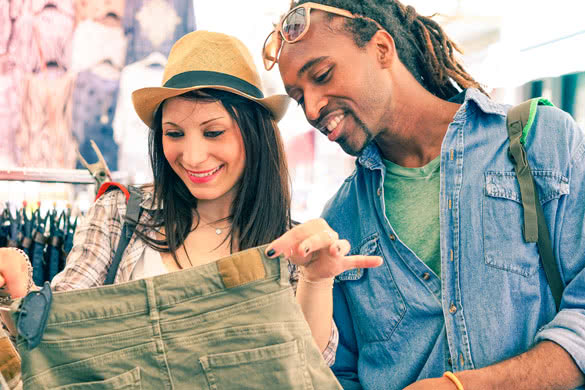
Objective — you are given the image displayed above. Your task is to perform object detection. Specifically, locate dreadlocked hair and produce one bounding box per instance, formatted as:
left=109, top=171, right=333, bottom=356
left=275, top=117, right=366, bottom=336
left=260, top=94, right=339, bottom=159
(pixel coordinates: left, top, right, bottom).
left=291, top=0, right=487, bottom=99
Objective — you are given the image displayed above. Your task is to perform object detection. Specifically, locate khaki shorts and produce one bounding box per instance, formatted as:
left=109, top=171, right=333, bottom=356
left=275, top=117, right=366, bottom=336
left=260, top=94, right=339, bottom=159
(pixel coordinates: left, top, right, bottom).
left=15, top=246, right=341, bottom=390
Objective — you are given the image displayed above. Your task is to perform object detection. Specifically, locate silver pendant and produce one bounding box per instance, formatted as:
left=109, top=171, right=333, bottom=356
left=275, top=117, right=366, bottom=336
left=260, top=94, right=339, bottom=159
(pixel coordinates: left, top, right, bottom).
left=215, top=228, right=222, bottom=235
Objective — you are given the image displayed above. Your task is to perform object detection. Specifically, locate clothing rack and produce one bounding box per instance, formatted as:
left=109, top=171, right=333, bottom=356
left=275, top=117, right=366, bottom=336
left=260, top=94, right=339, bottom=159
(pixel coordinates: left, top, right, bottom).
left=0, top=168, right=127, bottom=185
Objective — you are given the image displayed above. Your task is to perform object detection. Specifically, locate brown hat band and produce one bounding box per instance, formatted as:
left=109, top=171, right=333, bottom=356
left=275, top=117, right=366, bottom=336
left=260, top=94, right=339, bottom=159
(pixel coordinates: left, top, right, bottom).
left=163, top=70, right=264, bottom=99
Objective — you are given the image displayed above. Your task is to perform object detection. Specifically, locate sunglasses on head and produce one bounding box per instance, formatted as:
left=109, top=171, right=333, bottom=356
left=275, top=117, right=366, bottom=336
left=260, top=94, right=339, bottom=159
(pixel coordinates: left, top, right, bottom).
left=262, top=2, right=381, bottom=71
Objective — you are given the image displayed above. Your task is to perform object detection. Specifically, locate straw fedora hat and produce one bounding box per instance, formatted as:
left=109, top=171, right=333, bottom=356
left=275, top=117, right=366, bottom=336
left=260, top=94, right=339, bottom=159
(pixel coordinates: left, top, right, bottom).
left=132, top=30, right=290, bottom=128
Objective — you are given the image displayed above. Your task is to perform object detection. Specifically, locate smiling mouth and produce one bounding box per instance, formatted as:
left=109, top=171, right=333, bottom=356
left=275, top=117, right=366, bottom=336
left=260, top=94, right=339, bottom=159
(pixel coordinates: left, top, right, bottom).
left=186, top=165, right=222, bottom=178
left=318, top=112, right=345, bottom=135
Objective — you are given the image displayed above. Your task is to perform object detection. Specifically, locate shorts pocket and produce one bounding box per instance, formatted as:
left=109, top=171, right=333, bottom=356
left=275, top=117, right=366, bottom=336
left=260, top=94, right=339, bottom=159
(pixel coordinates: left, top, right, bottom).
left=199, top=339, right=311, bottom=390
left=49, top=367, right=142, bottom=390
left=483, top=170, right=568, bottom=276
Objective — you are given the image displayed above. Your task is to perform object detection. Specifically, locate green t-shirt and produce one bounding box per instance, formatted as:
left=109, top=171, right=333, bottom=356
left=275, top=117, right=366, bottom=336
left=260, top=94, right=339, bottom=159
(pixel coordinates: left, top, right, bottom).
left=383, top=156, right=441, bottom=277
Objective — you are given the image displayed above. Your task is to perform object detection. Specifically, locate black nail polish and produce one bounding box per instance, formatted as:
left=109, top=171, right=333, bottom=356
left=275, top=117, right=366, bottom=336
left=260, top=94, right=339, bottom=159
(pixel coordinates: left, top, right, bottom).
left=266, top=249, right=275, bottom=257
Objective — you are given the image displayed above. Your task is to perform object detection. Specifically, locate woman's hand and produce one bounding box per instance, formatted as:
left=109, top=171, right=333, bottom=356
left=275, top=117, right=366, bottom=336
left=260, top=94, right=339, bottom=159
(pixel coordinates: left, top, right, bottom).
left=265, top=218, right=383, bottom=281
left=0, top=248, right=31, bottom=299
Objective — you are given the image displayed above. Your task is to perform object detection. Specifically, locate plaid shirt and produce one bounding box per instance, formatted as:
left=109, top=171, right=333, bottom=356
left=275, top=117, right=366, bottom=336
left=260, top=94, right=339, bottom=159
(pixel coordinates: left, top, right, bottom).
left=51, top=188, right=338, bottom=366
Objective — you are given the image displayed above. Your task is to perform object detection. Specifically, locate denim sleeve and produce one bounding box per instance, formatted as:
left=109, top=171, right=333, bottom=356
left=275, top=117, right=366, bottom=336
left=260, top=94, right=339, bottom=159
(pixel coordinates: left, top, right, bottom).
left=332, top=283, right=363, bottom=389
left=534, top=127, right=585, bottom=374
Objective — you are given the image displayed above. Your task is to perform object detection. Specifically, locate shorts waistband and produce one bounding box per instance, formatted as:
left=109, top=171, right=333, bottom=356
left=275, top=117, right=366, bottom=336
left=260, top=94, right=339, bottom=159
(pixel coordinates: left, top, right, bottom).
left=39, top=245, right=289, bottom=326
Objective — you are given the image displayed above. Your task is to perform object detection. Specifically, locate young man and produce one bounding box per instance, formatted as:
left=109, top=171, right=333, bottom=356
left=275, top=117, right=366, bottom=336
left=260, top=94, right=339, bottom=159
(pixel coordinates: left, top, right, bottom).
left=263, top=1, right=585, bottom=389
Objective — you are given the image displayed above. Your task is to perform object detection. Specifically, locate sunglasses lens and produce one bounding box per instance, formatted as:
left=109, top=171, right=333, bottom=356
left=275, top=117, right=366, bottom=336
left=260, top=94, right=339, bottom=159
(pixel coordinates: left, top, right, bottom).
left=262, top=31, right=279, bottom=70
left=282, top=8, right=307, bottom=42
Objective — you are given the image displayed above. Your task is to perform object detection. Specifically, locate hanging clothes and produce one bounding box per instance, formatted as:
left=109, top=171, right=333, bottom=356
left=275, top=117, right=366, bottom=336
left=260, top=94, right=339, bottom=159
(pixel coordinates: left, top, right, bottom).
left=0, top=0, right=10, bottom=55
left=31, top=211, right=48, bottom=286
left=0, top=199, right=76, bottom=285
left=8, top=0, right=75, bottom=74
left=72, top=69, right=120, bottom=171
left=74, top=0, right=125, bottom=25
left=122, top=0, right=195, bottom=65
left=17, top=68, right=76, bottom=169
left=19, top=208, right=34, bottom=258
left=46, top=210, right=65, bottom=282
left=0, top=64, right=23, bottom=167
left=9, top=0, right=25, bottom=19
left=113, top=56, right=165, bottom=183
left=70, top=19, right=127, bottom=73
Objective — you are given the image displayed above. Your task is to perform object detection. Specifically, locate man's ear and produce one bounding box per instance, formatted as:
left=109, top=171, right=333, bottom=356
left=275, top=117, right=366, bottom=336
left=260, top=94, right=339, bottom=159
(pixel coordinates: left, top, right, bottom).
left=371, top=30, right=396, bottom=69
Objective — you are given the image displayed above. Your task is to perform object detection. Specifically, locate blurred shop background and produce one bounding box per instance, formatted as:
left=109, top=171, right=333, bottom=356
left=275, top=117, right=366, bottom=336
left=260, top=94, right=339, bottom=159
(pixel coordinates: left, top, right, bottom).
left=1, top=0, right=584, bottom=227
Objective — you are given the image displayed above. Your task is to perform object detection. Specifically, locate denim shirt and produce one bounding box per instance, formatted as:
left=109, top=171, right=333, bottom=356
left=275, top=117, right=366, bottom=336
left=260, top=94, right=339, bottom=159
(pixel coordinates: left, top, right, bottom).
left=323, top=88, right=585, bottom=390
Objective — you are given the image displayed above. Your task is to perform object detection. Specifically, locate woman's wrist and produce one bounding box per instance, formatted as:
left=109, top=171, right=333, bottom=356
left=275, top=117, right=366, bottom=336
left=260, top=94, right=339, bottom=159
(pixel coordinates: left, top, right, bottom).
left=298, top=268, right=334, bottom=288
left=0, top=248, right=34, bottom=307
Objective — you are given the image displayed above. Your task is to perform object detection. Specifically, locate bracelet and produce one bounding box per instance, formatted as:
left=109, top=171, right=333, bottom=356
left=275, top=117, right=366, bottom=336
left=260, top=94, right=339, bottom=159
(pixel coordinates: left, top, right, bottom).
left=443, top=371, right=464, bottom=390
left=298, top=270, right=334, bottom=288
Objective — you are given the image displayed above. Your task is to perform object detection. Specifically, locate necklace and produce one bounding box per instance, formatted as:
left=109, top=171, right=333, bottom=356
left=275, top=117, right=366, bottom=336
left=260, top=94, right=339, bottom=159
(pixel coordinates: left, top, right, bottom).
left=198, top=214, right=230, bottom=235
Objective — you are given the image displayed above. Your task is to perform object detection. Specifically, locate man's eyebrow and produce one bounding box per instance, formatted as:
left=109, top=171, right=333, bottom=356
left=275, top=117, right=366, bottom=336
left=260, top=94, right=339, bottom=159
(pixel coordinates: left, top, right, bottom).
left=297, top=56, right=328, bottom=78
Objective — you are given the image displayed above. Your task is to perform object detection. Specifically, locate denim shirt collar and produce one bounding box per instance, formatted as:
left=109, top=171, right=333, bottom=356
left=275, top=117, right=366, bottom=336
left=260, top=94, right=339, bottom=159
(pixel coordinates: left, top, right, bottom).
left=356, top=88, right=505, bottom=171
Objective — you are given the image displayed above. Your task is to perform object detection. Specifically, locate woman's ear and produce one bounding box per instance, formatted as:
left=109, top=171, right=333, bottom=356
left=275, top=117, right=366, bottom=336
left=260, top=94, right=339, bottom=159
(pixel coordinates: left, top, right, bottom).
left=372, top=30, right=396, bottom=69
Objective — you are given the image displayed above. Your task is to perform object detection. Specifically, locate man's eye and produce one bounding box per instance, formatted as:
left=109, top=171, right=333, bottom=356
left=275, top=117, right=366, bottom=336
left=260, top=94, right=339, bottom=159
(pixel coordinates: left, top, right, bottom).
left=315, top=68, right=331, bottom=83
left=205, top=130, right=225, bottom=138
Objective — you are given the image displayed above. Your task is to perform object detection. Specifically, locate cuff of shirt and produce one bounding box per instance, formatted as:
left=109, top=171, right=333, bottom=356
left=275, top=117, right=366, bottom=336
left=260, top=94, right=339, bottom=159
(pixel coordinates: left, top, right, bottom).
left=322, top=318, right=339, bottom=367
left=534, top=308, right=585, bottom=374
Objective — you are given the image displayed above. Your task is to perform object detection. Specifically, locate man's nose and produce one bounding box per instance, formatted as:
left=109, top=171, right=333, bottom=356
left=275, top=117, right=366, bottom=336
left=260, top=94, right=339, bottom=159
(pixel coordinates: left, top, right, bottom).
left=304, top=90, right=328, bottom=122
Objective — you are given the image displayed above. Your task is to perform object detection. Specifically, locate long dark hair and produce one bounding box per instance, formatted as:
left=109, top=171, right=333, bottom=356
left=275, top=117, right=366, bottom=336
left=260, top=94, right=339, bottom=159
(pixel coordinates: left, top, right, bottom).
left=291, top=0, right=487, bottom=99
left=133, top=89, right=291, bottom=268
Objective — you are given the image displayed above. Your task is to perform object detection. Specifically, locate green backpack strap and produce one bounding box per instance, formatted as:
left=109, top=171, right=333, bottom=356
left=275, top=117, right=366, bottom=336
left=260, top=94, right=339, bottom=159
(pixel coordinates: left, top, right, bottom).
left=506, top=98, right=563, bottom=310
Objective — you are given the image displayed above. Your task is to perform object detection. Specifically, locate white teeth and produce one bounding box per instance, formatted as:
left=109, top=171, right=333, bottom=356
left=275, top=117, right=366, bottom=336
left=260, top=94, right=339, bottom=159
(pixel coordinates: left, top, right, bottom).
left=188, top=166, right=221, bottom=178
left=326, top=114, right=344, bottom=132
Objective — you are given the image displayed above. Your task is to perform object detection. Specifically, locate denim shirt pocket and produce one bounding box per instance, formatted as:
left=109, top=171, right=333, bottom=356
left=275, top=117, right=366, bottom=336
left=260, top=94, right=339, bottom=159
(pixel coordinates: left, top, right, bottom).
left=336, top=233, right=406, bottom=343
left=483, top=170, right=569, bottom=277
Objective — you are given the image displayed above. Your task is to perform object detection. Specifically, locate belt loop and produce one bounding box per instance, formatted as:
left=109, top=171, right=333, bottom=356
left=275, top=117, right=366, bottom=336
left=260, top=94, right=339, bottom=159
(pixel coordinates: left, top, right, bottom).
left=144, top=279, right=159, bottom=322
left=278, top=257, right=290, bottom=287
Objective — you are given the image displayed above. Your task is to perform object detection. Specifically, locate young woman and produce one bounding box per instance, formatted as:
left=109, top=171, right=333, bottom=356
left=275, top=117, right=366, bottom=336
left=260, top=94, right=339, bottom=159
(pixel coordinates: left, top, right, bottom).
left=0, top=31, right=381, bottom=361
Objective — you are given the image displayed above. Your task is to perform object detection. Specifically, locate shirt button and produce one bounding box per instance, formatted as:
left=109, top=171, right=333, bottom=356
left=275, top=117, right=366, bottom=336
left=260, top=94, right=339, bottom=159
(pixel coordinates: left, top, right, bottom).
left=422, top=272, right=430, bottom=280
left=377, top=187, right=382, bottom=196
left=389, top=234, right=396, bottom=241
left=449, top=303, right=457, bottom=314
left=459, top=353, right=465, bottom=366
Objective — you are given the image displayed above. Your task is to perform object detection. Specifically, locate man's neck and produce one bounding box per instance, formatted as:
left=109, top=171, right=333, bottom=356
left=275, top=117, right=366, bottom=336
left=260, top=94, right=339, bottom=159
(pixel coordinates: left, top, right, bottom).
left=375, top=79, right=461, bottom=168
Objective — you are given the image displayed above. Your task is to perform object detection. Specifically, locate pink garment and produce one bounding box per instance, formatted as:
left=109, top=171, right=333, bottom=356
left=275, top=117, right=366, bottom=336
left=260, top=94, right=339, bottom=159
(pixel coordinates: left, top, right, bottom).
left=0, top=0, right=10, bottom=55
left=8, top=1, right=74, bottom=73
left=75, top=0, right=124, bottom=23
left=17, top=69, right=76, bottom=168
left=30, top=0, right=74, bottom=16
left=9, top=0, right=25, bottom=19
left=0, top=59, right=23, bottom=166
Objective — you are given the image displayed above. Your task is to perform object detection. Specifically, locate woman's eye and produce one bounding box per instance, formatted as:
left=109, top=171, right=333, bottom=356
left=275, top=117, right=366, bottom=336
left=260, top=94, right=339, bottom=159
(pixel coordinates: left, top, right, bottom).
left=296, top=97, right=304, bottom=107
left=164, top=131, right=183, bottom=138
left=204, top=130, right=225, bottom=138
